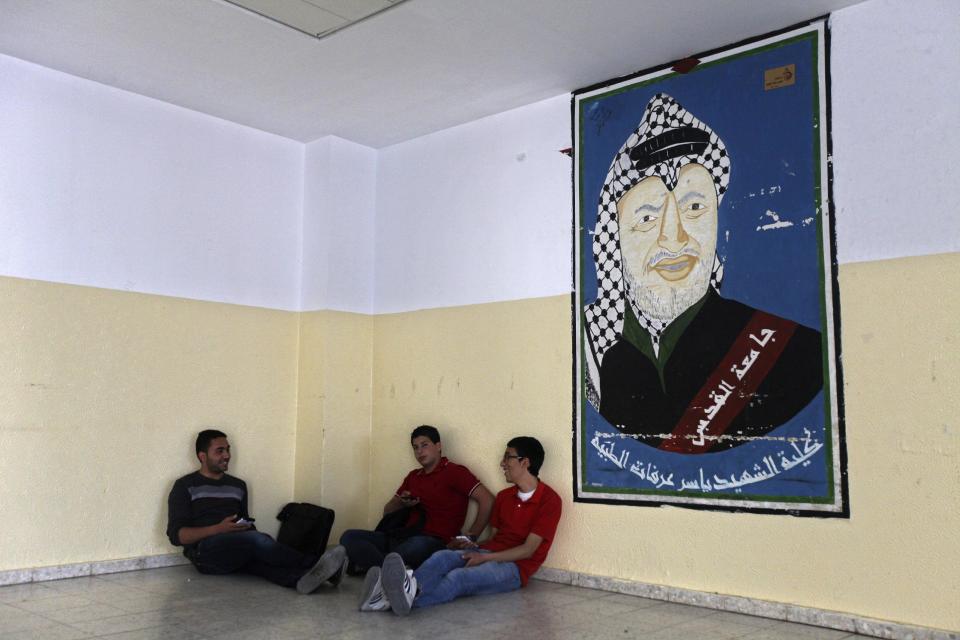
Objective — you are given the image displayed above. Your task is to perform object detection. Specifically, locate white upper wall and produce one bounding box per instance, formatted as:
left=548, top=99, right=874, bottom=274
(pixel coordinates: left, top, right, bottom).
left=2, top=0, right=956, bottom=313
left=830, top=0, right=960, bottom=264
left=372, top=0, right=959, bottom=313
left=0, top=54, right=304, bottom=310
left=301, top=136, right=376, bottom=314
left=374, top=94, right=573, bottom=314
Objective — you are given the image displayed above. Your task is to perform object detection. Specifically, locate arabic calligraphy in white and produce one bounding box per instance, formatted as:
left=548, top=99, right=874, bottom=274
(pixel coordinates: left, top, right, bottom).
left=677, top=327, right=778, bottom=449
left=590, top=430, right=823, bottom=493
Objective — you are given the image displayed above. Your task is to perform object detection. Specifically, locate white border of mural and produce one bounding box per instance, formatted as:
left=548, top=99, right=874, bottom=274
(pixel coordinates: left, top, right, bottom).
left=572, top=19, right=848, bottom=516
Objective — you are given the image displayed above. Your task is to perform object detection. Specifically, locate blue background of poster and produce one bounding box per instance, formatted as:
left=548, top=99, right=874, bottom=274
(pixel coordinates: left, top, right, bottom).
left=578, top=35, right=832, bottom=501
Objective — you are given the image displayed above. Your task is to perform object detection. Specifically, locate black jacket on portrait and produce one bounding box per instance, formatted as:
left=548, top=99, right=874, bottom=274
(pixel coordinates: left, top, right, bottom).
left=598, top=289, right=823, bottom=452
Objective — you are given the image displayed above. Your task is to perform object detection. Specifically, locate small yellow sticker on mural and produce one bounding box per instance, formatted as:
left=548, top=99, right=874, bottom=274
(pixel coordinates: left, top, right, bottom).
left=764, top=64, right=796, bottom=90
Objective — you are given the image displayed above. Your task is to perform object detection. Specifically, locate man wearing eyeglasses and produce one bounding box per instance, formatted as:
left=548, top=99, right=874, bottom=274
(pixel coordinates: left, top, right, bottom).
left=359, top=436, right=562, bottom=615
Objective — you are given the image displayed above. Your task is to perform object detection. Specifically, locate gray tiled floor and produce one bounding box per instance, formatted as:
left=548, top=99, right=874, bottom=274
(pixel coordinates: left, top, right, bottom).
left=0, top=566, right=868, bottom=639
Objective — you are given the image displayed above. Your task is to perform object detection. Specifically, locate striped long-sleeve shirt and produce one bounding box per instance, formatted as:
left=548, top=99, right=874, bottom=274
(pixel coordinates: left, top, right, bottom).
left=166, top=471, right=250, bottom=548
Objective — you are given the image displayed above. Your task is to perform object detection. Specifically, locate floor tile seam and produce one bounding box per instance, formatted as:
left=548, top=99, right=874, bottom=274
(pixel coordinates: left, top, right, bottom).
left=588, top=610, right=705, bottom=633
left=0, top=609, right=55, bottom=627
left=0, top=614, right=87, bottom=635
left=67, top=611, right=187, bottom=627
left=52, top=591, right=144, bottom=606
left=556, top=609, right=673, bottom=628
left=74, top=619, right=197, bottom=637
left=92, top=630, right=197, bottom=640
left=3, top=598, right=90, bottom=615
left=665, top=620, right=763, bottom=640
left=16, top=607, right=87, bottom=631
left=673, top=617, right=769, bottom=631
left=31, top=601, right=139, bottom=626
left=558, top=615, right=667, bottom=636
left=0, top=588, right=62, bottom=604
left=606, top=606, right=695, bottom=622
left=41, top=585, right=153, bottom=598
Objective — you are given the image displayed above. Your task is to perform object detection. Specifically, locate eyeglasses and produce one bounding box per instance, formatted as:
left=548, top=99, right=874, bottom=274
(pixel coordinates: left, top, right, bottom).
left=502, top=454, right=524, bottom=462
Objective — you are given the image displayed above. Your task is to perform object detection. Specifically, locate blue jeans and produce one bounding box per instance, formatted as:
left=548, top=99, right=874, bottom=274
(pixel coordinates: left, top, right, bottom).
left=192, top=531, right=317, bottom=588
left=412, top=549, right=521, bottom=608
left=339, top=529, right=444, bottom=572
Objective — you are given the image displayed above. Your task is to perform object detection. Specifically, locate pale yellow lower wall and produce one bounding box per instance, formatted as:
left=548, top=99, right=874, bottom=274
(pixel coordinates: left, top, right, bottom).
left=294, top=310, right=372, bottom=542
left=369, top=252, right=960, bottom=632
left=0, top=276, right=299, bottom=571
left=3, top=252, right=957, bottom=631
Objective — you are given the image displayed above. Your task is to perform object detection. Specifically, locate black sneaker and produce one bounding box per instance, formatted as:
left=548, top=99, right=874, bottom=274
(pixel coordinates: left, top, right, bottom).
left=296, top=545, right=347, bottom=594
left=328, top=552, right=348, bottom=587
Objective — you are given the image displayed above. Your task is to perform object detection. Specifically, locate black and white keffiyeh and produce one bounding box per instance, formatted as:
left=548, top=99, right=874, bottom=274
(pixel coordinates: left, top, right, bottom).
left=583, top=93, right=731, bottom=407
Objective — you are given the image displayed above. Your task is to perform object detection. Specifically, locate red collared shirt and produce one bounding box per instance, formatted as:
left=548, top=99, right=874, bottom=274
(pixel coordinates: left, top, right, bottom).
left=481, top=480, right=562, bottom=586
left=397, top=457, right=480, bottom=540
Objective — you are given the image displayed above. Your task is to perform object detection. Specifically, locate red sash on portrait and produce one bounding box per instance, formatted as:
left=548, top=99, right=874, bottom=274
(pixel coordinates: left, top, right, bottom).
left=658, top=311, right=797, bottom=454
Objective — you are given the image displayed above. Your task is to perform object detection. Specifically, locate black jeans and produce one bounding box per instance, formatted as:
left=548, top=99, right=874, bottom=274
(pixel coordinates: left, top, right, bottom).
left=192, top=531, right=317, bottom=588
left=339, top=529, right=445, bottom=572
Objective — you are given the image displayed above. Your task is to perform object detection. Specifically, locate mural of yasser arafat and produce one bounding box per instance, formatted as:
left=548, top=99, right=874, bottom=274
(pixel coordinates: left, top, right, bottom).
left=583, top=93, right=823, bottom=454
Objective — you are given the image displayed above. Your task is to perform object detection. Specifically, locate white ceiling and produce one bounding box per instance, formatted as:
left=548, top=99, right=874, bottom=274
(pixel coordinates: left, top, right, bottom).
left=0, top=0, right=867, bottom=148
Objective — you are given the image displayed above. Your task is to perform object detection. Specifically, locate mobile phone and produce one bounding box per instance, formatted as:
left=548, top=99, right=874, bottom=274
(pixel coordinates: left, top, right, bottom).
left=236, top=517, right=255, bottom=525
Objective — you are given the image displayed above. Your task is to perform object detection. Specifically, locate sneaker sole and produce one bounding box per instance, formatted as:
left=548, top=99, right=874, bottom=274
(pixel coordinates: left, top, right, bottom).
left=296, top=545, right=347, bottom=595
left=381, top=553, right=412, bottom=616
left=358, top=566, right=382, bottom=611
left=328, top=556, right=349, bottom=587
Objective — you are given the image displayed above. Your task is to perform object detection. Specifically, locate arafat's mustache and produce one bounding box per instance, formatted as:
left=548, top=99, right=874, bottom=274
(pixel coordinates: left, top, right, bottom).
left=646, top=247, right=700, bottom=269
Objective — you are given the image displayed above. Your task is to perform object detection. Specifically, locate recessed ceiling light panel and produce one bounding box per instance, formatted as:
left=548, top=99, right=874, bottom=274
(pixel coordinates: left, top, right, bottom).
left=224, top=0, right=408, bottom=39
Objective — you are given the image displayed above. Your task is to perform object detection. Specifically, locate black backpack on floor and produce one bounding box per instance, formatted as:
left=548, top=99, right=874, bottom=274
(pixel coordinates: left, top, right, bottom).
left=276, top=502, right=335, bottom=555
left=374, top=504, right=427, bottom=552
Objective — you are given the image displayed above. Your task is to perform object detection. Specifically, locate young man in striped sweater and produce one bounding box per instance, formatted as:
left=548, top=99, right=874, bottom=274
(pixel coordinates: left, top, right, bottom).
left=167, top=429, right=346, bottom=593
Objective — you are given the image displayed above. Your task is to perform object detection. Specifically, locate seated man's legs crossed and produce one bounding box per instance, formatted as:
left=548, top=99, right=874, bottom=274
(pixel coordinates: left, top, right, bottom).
left=167, top=429, right=346, bottom=594
left=385, top=549, right=520, bottom=610
left=192, top=529, right=345, bottom=593
left=361, top=436, right=562, bottom=615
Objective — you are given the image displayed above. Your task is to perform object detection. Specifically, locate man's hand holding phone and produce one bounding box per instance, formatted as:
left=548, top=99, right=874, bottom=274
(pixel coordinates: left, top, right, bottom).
left=219, top=515, right=253, bottom=533
left=397, top=491, right=420, bottom=507
left=447, top=535, right=478, bottom=550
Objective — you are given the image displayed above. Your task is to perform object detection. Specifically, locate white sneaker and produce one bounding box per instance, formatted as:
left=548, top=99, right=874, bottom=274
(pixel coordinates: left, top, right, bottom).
left=381, top=552, right=417, bottom=616
left=358, top=567, right=390, bottom=612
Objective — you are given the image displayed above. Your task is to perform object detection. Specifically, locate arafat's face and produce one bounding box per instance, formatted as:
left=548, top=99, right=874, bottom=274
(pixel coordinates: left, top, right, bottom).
left=616, top=163, right=718, bottom=293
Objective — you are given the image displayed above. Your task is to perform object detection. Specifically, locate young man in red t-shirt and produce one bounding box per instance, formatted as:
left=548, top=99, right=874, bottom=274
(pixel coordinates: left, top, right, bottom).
left=360, top=436, right=562, bottom=615
left=340, top=425, right=495, bottom=574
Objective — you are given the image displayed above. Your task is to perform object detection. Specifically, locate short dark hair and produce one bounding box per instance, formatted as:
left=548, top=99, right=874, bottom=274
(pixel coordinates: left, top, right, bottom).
left=507, top=436, right=545, bottom=476
left=196, top=429, right=227, bottom=456
left=410, top=425, right=441, bottom=444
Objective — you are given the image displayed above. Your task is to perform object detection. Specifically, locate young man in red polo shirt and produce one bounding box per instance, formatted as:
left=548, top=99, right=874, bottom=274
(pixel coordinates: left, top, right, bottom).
left=360, top=436, right=562, bottom=615
left=340, top=425, right=495, bottom=574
